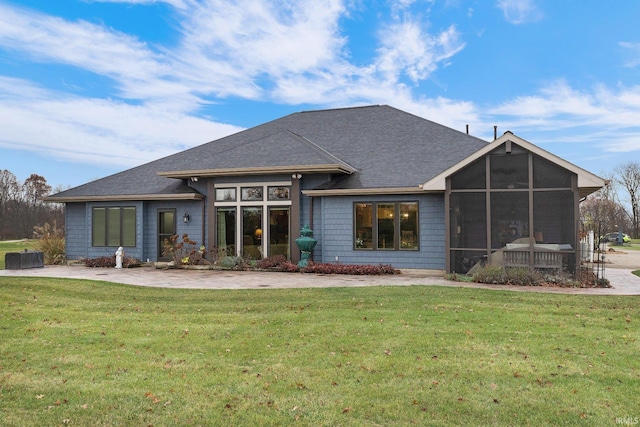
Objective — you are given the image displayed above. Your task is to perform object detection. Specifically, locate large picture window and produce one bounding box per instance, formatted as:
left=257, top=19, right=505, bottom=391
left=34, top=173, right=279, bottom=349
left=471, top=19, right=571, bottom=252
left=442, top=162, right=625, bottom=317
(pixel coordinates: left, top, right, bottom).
left=215, top=182, right=292, bottom=259
left=354, top=202, right=419, bottom=251
left=92, top=207, right=136, bottom=247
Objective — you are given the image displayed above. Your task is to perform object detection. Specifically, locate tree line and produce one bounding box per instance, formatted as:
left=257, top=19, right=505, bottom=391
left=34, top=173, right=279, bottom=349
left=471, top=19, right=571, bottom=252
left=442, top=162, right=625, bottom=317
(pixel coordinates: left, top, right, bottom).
left=581, top=161, right=640, bottom=239
left=0, top=169, right=64, bottom=240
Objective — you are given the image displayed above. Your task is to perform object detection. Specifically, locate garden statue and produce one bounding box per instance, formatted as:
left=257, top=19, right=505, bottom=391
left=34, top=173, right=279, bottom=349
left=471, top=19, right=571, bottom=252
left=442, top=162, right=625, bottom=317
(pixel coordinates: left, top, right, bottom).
left=115, top=246, right=124, bottom=269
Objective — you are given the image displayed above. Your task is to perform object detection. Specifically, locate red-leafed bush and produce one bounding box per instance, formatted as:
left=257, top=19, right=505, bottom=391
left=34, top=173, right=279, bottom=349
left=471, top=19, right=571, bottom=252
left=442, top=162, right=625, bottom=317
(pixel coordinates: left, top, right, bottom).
left=302, top=262, right=398, bottom=275
left=84, top=256, right=140, bottom=268
left=256, top=255, right=288, bottom=269
left=255, top=256, right=398, bottom=275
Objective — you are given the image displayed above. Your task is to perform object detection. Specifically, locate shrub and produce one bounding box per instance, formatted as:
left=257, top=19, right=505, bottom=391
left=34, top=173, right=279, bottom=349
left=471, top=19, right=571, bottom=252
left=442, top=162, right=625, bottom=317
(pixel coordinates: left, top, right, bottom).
left=472, top=265, right=505, bottom=284
left=84, top=256, right=140, bottom=268
left=256, top=255, right=288, bottom=269
left=254, top=257, right=398, bottom=275
left=219, top=256, right=249, bottom=270
left=163, top=233, right=216, bottom=265
left=301, top=262, right=398, bottom=275
left=576, top=268, right=611, bottom=288
left=472, top=265, right=542, bottom=286
left=33, top=222, right=65, bottom=265
left=504, top=267, right=543, bottom=286
left=255, top=255, right=299, bottom=272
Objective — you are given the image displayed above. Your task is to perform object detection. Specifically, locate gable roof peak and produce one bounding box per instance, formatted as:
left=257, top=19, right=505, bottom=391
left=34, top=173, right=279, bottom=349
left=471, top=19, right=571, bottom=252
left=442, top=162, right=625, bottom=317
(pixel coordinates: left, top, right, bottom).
left=421, top=131, right=606, bottom=197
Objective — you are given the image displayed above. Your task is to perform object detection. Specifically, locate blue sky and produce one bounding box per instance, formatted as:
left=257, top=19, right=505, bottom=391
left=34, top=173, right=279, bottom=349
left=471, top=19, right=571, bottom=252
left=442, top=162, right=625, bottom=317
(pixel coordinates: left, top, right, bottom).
left=1, top=0, right=639, bottom=190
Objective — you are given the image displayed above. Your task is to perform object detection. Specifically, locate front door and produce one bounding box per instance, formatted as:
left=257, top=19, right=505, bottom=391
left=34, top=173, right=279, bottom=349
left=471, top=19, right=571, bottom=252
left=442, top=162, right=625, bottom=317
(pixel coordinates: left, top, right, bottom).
left=158, top=209, right=176, bottom=260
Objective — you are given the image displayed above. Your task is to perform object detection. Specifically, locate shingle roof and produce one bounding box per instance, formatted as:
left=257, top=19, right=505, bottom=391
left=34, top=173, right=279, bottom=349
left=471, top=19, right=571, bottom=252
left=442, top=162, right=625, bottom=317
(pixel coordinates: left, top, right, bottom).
left=45, top=105, right=489, bottom=201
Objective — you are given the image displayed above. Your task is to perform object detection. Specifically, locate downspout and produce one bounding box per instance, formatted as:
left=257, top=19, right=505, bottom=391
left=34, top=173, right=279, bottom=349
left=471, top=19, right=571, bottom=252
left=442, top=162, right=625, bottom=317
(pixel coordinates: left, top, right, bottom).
left=202, top=197, right=206, bottom=249
left=309, top=196, right=314, bottom=231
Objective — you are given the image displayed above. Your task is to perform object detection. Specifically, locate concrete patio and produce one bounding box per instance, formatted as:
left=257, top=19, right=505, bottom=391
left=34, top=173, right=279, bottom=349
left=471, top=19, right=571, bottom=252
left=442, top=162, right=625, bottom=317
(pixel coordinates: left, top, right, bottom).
left=1, top=262, right=639, bottom=295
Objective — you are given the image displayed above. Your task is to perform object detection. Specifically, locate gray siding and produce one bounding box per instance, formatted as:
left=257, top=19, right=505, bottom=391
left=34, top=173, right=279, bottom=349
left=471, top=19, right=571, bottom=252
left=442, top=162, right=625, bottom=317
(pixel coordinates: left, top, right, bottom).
left=144, top=200, right=206, bottom=262
left=312, top=194, right=445, bottom=270
left=65, top=200, right=205, bottom=263
left=299, top=174, right=331, bottom=259
left=65, top=203, right=87, bottom=260
left=85, top=201, right=144, bottom=260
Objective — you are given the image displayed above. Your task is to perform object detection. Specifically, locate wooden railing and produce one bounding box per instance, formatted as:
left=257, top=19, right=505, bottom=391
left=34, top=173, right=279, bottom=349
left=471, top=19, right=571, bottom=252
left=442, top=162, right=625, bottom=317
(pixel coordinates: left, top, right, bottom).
left=502, top=243, right=571, bottom=274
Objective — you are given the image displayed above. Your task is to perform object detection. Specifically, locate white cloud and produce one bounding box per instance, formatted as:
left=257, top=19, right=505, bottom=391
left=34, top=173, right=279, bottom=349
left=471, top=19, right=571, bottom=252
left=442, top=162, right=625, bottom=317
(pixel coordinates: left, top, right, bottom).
left=0, top=0, right=468, bottom=111
left=87, top=0, right=191, bottom=9
left=0, top=3, right=166, bottom=83
left=619, top=41, right=640, bottom=68
left=0, top=0, right=473, bottom=169
left=487, top=80, right=640, bottom=155
left=0, top=77, right=243, bottom=167
left=496, top=0, right=542, bottom=25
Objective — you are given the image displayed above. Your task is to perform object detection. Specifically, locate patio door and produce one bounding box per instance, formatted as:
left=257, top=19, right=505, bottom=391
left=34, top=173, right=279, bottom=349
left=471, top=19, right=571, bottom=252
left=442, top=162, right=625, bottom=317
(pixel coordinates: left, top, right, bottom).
left=269, top=207, right=290, bottom=257
left=242, top=207, right=263, bottom=259
left=158, top=209, right=176, bottom=260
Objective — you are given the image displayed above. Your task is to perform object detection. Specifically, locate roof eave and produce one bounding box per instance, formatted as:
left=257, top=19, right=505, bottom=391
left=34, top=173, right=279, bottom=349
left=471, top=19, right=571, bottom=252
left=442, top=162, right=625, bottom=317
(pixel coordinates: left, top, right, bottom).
left=421, top=132, right=607, bottom=193
left=42, top=193, right=205, bottom=203
left=303, top=187, right=425, bottom=197
left=158, top=164, right=356, bottom=179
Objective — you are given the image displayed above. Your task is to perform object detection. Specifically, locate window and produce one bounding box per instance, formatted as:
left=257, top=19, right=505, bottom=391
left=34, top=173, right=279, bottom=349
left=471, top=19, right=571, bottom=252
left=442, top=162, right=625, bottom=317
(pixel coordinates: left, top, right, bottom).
left=215, top=188, right=236, bottom=201
left=241, top=187, right=263, bottom=201
left=354, top=202, right=419, bottom=251
left=268, top=186, right=291, bottom=200
left=216, top=207, right=236, bottom=257
left=215, top=182, right=292, bottom=259
left=92, top=207, right=136, bottom=247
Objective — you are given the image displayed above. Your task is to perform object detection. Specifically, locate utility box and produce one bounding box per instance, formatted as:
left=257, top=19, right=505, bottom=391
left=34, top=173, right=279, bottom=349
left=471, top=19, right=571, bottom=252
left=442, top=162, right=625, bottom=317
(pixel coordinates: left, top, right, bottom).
left=5, top=250, right=45, bottom=270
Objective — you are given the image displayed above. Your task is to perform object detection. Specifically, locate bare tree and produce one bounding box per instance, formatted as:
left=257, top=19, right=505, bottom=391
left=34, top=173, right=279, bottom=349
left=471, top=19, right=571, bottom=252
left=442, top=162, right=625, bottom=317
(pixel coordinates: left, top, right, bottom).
left=0, top=170, right=20, bottom=238
left=0, top=170, right=62, bottom=239
left=616, top=162, right=640, bottom=238
left=580, top=176, right=630, bottom=236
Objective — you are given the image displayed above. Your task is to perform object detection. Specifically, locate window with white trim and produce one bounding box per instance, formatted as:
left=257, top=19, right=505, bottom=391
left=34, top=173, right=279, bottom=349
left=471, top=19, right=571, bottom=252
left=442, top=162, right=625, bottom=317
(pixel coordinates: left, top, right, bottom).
left=215, top=182, right=292, bottom=258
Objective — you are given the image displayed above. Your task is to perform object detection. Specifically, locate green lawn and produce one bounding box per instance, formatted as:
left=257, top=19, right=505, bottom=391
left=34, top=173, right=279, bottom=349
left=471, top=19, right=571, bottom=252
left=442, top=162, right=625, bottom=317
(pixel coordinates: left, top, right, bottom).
left=0, top=277, right=638, bottom=426
left=625, top=239, right=640, bottom=251
left=0, top=240, right=37, bottom=269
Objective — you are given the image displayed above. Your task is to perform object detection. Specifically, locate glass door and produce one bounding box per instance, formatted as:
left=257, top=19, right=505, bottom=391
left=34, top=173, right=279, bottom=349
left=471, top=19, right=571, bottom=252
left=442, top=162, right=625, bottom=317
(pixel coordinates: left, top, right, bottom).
left=158, top=209, right=176, bottom=260
left=242, top=207, right=263, bottom=259
left=269, top=207, right=290, bottom=257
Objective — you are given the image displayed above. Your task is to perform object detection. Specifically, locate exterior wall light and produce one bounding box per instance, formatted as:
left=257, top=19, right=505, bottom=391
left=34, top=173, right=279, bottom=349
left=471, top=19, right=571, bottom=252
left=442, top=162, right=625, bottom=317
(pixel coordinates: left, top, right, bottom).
left=183, top=212, right=190, bottom=223
left=291, top=173, right=302, bottom=179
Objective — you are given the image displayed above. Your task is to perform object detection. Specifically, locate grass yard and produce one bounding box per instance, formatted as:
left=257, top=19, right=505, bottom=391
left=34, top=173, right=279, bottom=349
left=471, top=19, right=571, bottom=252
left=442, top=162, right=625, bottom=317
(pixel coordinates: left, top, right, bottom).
left=0, top=240, right=37, bottom=270
left=626, top=239, right=640, bottom=251
left=0, top=277, right=638, bottom=426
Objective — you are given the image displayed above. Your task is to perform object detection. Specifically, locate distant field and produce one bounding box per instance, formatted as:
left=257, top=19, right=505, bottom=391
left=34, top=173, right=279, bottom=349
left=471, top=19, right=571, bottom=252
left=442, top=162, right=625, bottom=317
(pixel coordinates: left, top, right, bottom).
left=0, top=240, right=37, bottom=269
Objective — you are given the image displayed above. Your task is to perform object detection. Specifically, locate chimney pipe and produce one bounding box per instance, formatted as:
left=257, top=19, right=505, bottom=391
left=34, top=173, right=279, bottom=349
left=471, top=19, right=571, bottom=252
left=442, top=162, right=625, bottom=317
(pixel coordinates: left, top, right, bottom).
left=466, top=124, right=469, bottom=135
left=493, top=125, right=497, bottom=140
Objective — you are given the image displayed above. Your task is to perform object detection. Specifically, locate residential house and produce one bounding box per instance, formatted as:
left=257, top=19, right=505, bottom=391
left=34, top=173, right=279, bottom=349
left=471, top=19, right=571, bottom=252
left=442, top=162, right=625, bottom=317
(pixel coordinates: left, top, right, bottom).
left=44, top=105, right=605, bottom=273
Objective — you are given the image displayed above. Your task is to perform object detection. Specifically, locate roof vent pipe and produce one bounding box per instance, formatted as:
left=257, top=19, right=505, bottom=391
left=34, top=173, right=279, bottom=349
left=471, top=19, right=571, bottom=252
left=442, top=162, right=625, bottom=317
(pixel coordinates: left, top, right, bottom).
left=493, top=125, right=497, bottom=140
left=466, top=124, right=469, bottom=135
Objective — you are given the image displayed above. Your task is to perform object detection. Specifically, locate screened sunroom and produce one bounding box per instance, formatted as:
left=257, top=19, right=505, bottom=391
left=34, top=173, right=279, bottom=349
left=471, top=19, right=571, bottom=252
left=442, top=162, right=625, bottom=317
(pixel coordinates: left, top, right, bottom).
left=422, top=132, right=606, bottom=275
